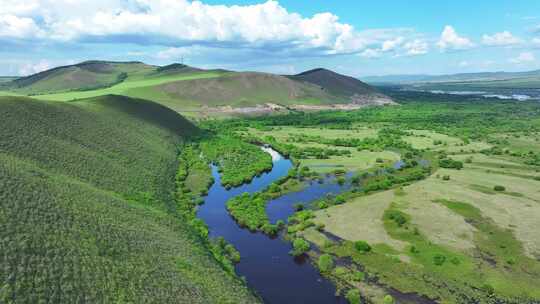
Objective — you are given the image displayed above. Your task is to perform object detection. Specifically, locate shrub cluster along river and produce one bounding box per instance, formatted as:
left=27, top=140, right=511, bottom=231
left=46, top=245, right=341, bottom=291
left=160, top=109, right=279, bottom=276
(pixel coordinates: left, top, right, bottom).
left=197, top=148, right=348, bottom=303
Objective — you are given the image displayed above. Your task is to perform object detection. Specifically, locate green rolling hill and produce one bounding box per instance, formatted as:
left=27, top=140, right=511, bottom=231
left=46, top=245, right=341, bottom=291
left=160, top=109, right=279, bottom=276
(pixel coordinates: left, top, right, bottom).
left=5, top=61, right=155, bottom=94
left=0, top=61, right=393, bottom=117
left=0, top=95, right=258, bottom=303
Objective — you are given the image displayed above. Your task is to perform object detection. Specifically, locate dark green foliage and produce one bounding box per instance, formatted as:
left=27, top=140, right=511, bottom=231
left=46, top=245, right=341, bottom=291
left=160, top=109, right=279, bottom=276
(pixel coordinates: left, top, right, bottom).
left=385, top=210, right=408, bottom=227
left=0, top=96, right=258, bottom=303
left=287, top=210, right=316, bottom=235
left=433, top=254, right=447, bottom=266
left=211, top=237, right=241, bottom=268
left=345, top=289, right=362, bottom=304
left=290, top=238, right=311, bottom=256
left=200, top=136, right=272, bottom=188
left=494, top=185, right=506, bottom=192
left=439, top=158, right=464, bottom=170
left=226, top=192, right=270, bottom=231
left=317, top=254, right=335, bottom=273
left=354, top=241, right=372, bottom=253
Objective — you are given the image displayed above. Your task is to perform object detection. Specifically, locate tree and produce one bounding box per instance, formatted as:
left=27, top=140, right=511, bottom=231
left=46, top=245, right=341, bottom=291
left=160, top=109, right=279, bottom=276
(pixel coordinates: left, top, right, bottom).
left=433, top=254, right=446, bottom=266
left=345, top=289, right=361, bottom=304
left=318, top=254, right=334, bottom=272
left=383, top=295, right=395, bottom=304
left=335, top=195, right=346, bottom=204
left=290, top=238, right=310, bottom=256
left=494, top=185, right=505, bottom=192
left=439, top=158, right=463, bottom=170
left=354, top=241, right=372, bottom=253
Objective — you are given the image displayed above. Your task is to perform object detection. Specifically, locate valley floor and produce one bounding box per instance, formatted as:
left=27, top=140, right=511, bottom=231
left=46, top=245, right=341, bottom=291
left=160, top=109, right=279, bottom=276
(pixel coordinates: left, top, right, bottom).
left=222, top=97, right=540, bottom=303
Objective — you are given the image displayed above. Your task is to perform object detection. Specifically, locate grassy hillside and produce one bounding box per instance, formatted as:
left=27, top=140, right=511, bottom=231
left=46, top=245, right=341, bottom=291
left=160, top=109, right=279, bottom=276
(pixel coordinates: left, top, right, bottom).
left=0, top=95, right=259, bottom=303
left=291, top=68, right=378, bottom=97
left=0, top=61, right=393, bottom=117
left=6, top=61, right=156, bottom=94
left=127, top=71, right=339, bottom=109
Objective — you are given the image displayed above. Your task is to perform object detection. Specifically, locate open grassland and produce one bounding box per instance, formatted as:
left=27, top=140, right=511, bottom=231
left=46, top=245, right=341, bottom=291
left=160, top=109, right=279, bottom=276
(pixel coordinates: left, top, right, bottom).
left=306, top=153, right=540, bottom=303
left=492, top=132, right=540, bottom=154
left=248, top=126, right=379, bottom=142
left=403, top=129, right=492, bottom=152
left=0, top=96, right=259, bottom=303
left=300, top=149, right=400, bottom=173
left=312, top=190, right=408, bottom=250
left=245, top=126, right=399, bottom=173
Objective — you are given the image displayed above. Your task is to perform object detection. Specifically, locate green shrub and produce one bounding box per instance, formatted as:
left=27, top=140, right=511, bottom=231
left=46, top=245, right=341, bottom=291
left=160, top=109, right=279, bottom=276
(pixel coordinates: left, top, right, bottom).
left=290, top=238, right=310, bottom=256
left=433, top=254, right=446, bottom=266
left=335, top=195, right=346, bottom=204
left=439, top=158, right=463, bottom=170
left=345, top=289, right=362, bottom=304
left=387, top=210, right=407, bottom=227
left=352, top=271, right=365, bottom=282
left=294, top=203, right=304, bottom=211
left=493, top=185, right=506, bottom=192
left=318, top=254, right=334, bottom=273
left=383, top=295, right=395, bottom=304
left=354, top=241, right=372, bottom=253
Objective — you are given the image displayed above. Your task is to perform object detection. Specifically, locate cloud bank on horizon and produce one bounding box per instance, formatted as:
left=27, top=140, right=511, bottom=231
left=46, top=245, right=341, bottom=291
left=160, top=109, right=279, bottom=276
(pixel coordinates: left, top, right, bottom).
left=1, top=0, right=539, bottom=76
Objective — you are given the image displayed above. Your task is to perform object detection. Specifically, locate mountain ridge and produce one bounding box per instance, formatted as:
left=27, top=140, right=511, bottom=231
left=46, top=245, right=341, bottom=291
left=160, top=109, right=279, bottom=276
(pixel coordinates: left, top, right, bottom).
left=0, top=61, right=395, bottom=116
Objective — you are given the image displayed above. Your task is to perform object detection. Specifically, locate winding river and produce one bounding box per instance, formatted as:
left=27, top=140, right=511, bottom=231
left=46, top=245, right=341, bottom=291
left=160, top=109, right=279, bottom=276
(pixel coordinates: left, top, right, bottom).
left=197, top=148, right=349, bottom=303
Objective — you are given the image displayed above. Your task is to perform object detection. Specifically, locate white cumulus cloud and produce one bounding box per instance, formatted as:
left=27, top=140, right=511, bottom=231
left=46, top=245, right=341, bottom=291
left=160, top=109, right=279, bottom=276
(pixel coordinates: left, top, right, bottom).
left=482, top=31, right=521, bottom=46
left=0, top=14, right=44, bottom=39
left=509, top=52, right=536, bottom=64
left=403, top=39, right=428, bottom=55
left=437, top=25, right=474, bottom=50
left=0, top=0, right=430, bottom=60
left=381, top=37, right=404, bottom=52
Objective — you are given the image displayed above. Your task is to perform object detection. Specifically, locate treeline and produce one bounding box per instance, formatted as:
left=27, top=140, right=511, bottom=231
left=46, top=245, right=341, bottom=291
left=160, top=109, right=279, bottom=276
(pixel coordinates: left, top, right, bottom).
left=213, top=93, right=540, bottom=143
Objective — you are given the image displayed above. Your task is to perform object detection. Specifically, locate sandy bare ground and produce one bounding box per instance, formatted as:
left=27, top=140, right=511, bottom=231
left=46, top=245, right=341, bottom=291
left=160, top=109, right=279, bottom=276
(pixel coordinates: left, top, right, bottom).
left=200, top=98, right=397, bottom=116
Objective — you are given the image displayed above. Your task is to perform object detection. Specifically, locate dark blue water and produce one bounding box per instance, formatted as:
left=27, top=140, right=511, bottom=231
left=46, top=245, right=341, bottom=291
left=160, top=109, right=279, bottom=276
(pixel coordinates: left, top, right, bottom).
left=197, top=150, right=348, bottom=304
left=266, top=176, right=351, bottom=224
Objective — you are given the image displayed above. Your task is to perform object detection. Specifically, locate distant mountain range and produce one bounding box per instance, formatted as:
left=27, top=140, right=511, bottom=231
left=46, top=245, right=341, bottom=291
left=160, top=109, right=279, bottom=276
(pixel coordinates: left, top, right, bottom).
left=362, top=70, right=540, bottom=87
left=0, top=61, right=394, bottom=116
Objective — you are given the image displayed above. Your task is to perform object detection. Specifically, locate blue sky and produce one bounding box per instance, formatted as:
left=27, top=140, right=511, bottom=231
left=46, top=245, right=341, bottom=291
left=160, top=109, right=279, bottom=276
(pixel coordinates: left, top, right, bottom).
left=1, top=0, right=540, bottom=77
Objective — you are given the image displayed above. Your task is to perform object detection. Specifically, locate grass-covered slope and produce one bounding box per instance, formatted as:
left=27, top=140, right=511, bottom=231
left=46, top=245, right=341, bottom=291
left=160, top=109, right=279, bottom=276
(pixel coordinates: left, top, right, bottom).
left=4, top=61, right=155, bottom=94
left=0, top=95, right=258, bottom=303
left=1, top=61, right=394, bottom=115
left=290, top=68, right=394, bottom=105
left=136, top=71, right=337, bottom=108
